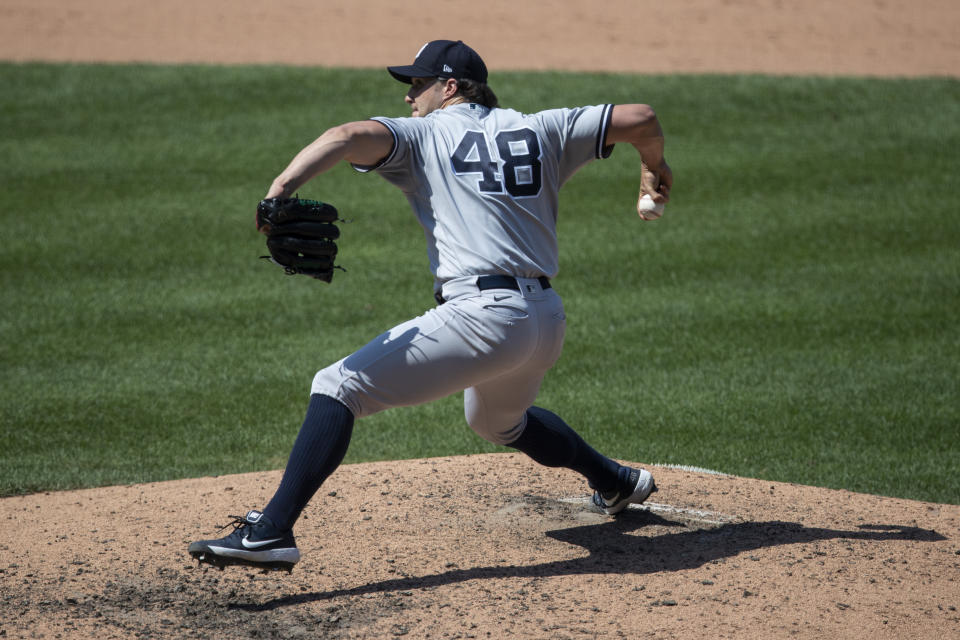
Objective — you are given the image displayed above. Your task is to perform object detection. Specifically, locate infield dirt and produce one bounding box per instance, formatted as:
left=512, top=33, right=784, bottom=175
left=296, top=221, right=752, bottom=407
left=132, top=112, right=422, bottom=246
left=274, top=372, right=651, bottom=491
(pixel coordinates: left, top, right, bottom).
left=2, top=1, right=959, bottom=638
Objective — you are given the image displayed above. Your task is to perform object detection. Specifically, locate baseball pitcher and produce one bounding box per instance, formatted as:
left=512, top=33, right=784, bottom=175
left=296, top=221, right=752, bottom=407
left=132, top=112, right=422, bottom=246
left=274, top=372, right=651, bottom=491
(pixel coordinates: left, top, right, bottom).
left=189, top=40, right=673, bottom=571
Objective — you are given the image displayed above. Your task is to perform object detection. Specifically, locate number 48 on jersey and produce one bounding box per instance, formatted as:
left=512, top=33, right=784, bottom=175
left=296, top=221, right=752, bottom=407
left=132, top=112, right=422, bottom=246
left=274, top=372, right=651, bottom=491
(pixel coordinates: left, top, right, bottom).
left=450, top=129, right=543, bottom=198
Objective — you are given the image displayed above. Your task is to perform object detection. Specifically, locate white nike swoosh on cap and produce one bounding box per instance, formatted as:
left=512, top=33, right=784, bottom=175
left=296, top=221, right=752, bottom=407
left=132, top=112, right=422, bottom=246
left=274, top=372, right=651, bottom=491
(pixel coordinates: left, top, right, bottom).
left=241, top=535, right=283, bottom=549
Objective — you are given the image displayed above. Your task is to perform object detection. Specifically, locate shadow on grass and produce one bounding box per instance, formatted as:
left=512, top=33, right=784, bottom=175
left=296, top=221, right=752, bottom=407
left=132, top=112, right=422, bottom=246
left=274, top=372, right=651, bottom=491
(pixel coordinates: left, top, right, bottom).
left=230, top=513, right=946, bottom=611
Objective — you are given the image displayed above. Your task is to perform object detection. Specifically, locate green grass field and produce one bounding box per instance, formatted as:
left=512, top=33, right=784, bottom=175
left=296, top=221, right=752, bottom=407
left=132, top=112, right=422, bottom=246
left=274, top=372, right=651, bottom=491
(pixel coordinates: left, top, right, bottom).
left=1, top=63, right=957, bottom=504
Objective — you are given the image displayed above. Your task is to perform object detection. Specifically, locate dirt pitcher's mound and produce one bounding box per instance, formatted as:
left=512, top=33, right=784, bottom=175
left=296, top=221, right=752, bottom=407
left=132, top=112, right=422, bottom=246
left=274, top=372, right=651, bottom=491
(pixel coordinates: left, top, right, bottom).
left=2, top=454, right=958, bottom=639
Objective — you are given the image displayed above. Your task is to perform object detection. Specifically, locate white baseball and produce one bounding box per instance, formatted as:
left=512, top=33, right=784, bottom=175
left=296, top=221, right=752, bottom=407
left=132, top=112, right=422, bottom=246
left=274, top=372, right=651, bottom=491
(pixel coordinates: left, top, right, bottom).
left=637, top=193, right=665, bottom=220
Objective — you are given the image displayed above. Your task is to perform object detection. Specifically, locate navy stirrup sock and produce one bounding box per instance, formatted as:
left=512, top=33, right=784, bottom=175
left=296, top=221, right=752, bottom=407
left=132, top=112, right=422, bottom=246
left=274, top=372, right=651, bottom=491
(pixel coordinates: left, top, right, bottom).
left=507, top=406, right=621, bottom=493
left=263, top=394, right=354, bottom=531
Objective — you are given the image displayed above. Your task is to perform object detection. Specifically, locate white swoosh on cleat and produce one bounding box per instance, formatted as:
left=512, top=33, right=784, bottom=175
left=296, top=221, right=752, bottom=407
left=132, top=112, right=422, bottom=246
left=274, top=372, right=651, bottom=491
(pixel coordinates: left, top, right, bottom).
left=241, top=536, right=283, bottom=549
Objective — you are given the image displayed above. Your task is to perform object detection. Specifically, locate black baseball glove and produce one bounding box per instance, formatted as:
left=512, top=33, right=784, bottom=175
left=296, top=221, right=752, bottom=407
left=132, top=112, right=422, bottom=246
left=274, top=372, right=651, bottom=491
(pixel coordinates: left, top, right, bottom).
left=256, top=197, right=341, bottom=282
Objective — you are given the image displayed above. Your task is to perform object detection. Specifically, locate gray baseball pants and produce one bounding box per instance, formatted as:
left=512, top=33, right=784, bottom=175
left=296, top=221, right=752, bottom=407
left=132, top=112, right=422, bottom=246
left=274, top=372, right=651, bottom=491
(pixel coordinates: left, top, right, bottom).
left=311, top=275, right=565, bottom=445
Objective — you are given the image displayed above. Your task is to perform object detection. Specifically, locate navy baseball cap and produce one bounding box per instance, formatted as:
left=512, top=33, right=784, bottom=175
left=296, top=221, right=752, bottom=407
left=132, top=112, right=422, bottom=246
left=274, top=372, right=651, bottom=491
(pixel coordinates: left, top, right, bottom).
left=387, top=40, right=488, bottom=84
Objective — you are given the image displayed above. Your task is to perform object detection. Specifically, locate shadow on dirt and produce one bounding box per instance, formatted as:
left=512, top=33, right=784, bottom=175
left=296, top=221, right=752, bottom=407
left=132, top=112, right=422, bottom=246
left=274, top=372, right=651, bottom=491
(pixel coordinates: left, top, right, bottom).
left=233, top=513, right=946, bottom=611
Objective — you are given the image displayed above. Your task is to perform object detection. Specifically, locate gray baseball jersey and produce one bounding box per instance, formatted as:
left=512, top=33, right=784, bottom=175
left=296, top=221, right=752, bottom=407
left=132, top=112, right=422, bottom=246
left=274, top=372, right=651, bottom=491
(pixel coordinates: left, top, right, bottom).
left=313, top=102, right=615, bottom=443
left=355, top=103, right=614, bottom=284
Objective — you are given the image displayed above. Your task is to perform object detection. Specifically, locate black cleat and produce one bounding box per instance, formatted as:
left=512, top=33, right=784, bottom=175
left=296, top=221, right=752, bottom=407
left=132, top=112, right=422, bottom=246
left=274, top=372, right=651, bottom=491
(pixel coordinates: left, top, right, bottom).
left=188, top=510, right=300, bottom=572
left=592, top=467, right=657, bottom=515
